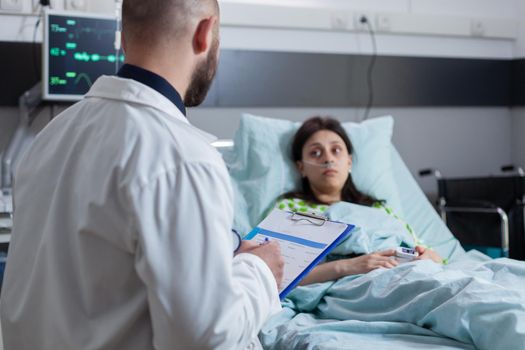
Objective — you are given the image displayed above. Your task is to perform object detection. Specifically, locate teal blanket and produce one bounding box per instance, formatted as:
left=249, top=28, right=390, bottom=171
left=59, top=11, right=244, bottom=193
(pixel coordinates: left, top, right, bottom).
left=260, top=203, right=525, bottom=349
left=325, top=202, right=463, bottom=261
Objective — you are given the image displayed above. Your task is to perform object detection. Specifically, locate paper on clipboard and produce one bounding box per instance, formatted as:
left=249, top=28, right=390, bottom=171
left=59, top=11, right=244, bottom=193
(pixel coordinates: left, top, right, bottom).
left=244, top=208, right=354, bottom=299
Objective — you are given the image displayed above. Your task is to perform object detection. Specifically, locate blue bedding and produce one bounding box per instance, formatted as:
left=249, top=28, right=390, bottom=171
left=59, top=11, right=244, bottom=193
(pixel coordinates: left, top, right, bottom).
left=259, top=203, right=525, bottom=349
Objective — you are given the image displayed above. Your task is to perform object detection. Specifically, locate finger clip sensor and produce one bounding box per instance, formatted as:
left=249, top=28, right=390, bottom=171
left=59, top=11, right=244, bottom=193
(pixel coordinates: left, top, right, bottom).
left=395, top=247, right=419, bottom=263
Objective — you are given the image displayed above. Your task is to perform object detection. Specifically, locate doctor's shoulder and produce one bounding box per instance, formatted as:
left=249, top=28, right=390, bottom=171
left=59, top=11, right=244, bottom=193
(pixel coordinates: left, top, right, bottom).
left=117, top=112, right=226, bottom=180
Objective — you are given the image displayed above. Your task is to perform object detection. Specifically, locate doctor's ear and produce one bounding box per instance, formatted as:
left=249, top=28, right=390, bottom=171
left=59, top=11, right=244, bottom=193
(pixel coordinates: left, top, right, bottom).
left=121, top=32, right=127, bottom=53
left=192, top=16, right=218, bottom=55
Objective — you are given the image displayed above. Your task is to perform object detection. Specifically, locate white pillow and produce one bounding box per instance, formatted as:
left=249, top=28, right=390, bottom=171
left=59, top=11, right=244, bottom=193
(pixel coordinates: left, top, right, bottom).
left=226, top=113, right=403, bottom=235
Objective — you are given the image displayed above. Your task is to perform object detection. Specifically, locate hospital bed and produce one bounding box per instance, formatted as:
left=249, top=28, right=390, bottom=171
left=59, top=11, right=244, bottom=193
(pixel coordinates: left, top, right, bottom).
left=218, top=114, right=525, bottom=350
left=220, top=114, right=465, bottom=261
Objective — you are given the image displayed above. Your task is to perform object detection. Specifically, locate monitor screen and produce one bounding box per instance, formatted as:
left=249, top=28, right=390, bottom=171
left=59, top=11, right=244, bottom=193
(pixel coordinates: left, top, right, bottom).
left=43, top=10, right=123, bottom=101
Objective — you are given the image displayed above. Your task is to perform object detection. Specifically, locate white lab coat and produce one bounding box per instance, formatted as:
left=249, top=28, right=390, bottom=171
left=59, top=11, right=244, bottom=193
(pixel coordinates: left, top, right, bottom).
left=0, top=76, right=281, bottom=350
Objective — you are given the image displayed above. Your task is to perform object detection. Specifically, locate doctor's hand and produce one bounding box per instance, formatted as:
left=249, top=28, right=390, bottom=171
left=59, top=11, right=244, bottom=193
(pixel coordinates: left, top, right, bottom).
left=246, top=241, right=285, bottom=288
left=415, top=246, right=443, bottom=264
left=234, top=240, right=260, bottom=256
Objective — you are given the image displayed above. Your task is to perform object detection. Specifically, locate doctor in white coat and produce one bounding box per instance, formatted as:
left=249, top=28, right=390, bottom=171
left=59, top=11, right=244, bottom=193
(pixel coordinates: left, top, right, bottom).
left=0, top=0, right=284, bottom=349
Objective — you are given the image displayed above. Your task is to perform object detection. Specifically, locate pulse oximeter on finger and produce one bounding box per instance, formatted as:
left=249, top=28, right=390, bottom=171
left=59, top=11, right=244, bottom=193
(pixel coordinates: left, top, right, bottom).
left=395, top=247, right=419, bottom=263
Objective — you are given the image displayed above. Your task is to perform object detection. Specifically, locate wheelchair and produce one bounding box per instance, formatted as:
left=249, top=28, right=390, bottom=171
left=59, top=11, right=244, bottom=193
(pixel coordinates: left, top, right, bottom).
left=420, top=166, right=525, bottom=260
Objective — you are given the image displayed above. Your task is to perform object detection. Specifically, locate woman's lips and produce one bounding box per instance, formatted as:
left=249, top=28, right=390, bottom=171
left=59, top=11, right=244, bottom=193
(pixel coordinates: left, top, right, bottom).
left=323, top=169, right=338, bottom=176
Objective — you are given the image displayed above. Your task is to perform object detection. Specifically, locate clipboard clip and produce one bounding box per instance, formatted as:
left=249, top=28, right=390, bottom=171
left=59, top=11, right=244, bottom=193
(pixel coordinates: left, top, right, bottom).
left=290, top=211, right=328, bottom=226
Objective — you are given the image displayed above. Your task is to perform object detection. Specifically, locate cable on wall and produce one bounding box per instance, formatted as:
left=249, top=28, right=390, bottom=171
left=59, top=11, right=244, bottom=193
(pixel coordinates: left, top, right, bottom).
left=32, top=17, right=42, bottom=82
left=359, top=15, right=377, bottom=121
left=32, top=0, right=50, bottom=82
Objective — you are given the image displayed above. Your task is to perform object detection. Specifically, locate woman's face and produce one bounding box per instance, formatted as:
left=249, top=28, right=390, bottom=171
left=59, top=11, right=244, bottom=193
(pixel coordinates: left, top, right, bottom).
left=297, top=130, right=352, bottom=195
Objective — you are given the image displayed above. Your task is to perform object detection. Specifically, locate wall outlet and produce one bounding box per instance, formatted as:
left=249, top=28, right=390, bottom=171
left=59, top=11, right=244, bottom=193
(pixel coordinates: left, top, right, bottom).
left=376, top=14, right=392, bottom=32
left=471, top=20, right=485, bottom=37
left=0, top=0, right=24, bottom=12
left=331, top=13, right=349, bottom=31
left=354, top=13, right=374, bottom=32
left=66, top=0, right=86, bottom=11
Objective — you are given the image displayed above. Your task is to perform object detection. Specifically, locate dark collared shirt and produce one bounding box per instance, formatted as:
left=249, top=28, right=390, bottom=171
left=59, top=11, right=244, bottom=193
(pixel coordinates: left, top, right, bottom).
left=117, top=64, right=186, bottom=116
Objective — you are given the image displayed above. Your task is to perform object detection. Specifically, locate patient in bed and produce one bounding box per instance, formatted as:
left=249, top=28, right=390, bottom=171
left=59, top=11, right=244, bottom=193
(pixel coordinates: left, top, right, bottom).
left=258, top=116, right=525, bottom=349
left=276, top=116, right=443, bottom=285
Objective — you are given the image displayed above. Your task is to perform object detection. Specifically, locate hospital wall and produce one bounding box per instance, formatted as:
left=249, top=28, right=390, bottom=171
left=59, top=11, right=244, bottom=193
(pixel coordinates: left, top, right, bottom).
left=0, top=104, right=514, bottom=197
left=188, top=107, right=513, bottom=196
left=0, top=0, right=524, bottom=199
left=516, top=0, right=525, bottom=58
left=512, top=0, right=525, bottom=168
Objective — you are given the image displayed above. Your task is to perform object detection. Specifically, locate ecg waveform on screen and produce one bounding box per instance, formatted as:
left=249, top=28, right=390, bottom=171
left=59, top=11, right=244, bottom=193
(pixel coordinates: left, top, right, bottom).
left=47, top=15, right=124, bottom=97
left=49, top=72, right=95, bottom=89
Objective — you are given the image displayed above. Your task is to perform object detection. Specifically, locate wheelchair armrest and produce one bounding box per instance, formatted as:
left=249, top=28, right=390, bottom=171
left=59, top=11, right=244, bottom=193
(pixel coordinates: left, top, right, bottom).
left=440, top=206, right=509, bottom=256
left=444, top=200, right=496, bottom=209
left=418, top=168, right=442, bottom=179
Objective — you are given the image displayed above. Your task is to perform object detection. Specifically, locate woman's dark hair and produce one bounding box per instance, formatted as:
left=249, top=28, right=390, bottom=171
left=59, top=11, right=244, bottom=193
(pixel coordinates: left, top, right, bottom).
left=284, top=116, right=379, bottom=206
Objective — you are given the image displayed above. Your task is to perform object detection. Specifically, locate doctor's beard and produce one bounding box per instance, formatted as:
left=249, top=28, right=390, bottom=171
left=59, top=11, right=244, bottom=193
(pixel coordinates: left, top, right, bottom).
left=184, top=36, right=219, bottom=107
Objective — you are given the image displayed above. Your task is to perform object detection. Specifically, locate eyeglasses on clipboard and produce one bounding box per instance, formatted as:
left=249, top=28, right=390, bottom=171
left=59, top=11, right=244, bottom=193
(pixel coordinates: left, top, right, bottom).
left=290, top=211, right=328, bottom=226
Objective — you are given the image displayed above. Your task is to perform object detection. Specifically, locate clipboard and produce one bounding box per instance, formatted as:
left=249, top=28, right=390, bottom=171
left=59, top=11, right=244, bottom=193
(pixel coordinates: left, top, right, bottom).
left=244, top=208, right=354, bottom=300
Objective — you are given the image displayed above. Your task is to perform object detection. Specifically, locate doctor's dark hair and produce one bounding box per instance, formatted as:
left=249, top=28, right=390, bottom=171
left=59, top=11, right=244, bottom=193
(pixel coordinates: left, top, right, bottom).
left=284, top=116, right=379, bottom=207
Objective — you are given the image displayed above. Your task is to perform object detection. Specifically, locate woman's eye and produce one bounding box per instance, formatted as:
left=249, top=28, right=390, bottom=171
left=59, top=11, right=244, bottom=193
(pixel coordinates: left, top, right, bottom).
left=310, top=150, right=322, bottom=158
left=333, top=147, right=342, bottom=155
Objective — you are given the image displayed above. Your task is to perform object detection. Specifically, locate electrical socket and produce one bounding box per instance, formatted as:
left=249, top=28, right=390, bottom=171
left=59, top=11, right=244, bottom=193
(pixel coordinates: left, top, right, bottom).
left=0, top=0, right=24, bottom=12
left=354, top=13, right=374, bottom=32
left=376, top=14, right=392, bottom=32
left=66, top=0, right=86, bottom=11
left=471, top=20, right=485, bottom=37
left=331, top=13, right=349, bottom=31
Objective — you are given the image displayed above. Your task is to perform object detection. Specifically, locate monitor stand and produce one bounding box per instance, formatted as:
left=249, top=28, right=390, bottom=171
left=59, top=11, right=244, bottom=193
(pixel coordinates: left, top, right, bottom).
left=1, top=82, right=42, bottom=196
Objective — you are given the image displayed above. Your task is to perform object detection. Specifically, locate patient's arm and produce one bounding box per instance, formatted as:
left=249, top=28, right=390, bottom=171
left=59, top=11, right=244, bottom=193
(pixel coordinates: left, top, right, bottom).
left=299, top=249, right=398, bottom=285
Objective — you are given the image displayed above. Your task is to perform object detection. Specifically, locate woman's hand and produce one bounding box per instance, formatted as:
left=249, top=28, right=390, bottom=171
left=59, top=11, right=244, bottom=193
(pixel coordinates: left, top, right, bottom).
left=299, top=249, right=399, bottom=285
left=415, top=246, right=443, bottom=264
left=337, top=249, right=399, bottom=276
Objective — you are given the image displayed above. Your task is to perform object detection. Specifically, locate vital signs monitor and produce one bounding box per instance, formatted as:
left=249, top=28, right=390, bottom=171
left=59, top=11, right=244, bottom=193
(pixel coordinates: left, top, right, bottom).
left=43, top=10, right=123, bottom=101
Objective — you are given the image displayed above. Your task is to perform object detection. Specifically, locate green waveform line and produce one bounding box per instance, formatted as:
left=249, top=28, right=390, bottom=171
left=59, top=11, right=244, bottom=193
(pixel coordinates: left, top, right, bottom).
left=72, top=27, right=116, bottom=41
left=50, top=72, right=94, bottom=88
left=73, top=52, right=125, bottom=63
left=51, top=22, right=115, bottom=41
left=74, top=73, right=94, bottom=88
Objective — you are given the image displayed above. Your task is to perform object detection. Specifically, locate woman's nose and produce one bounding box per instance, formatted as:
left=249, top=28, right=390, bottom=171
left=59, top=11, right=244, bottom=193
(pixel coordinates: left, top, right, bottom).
left=322, top=151, right=335, bottom=163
